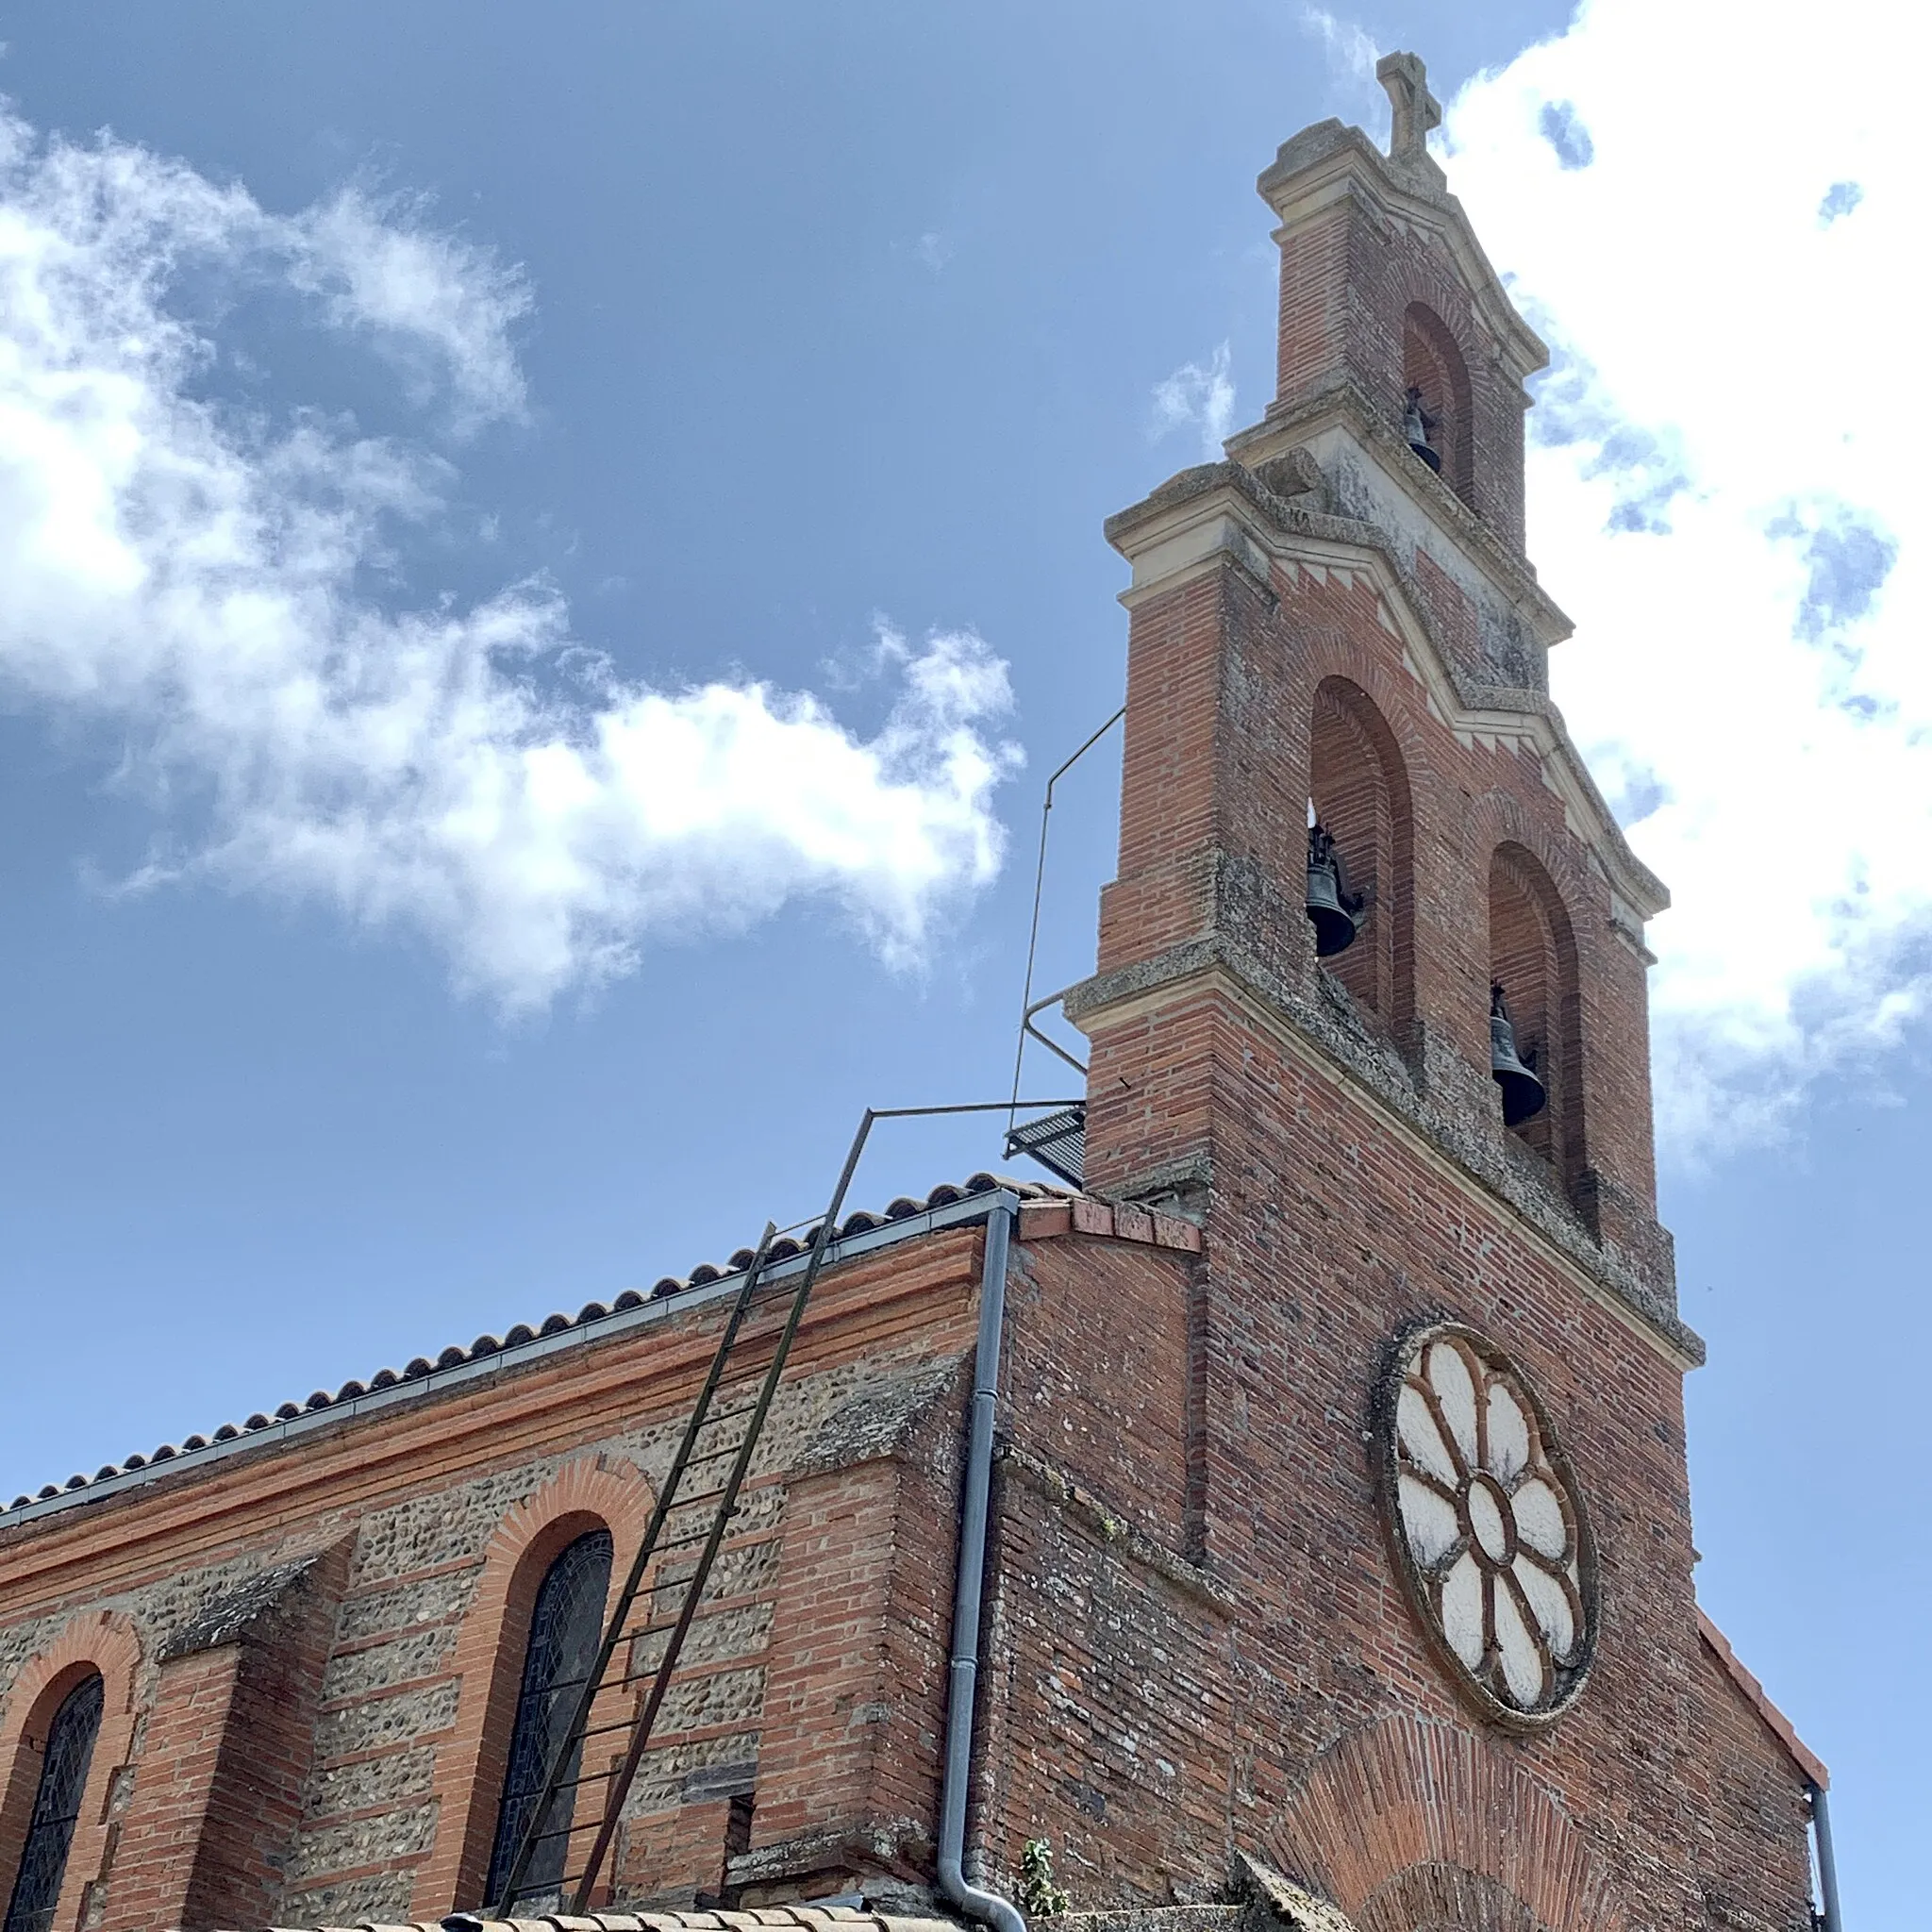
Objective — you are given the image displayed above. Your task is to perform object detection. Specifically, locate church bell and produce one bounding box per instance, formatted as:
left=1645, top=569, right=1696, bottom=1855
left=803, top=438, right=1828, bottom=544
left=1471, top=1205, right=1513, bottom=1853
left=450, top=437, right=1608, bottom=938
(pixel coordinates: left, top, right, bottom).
left=1489, top=982, right=1546, bottom=1126
left=1306, top=823, right=1365, bottom=958
left=1403, top=383, right=1442, bottom=473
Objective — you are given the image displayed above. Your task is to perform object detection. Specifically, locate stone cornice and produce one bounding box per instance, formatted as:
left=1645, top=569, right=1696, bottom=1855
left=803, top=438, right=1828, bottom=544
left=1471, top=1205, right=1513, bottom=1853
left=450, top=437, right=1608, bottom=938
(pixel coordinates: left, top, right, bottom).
left=1103, top=463, right=1669, bottom=922
left=1226, top=379, right=1565, bottom=641
left=1064, top=930, right=1703, bottom=1373
left=1257, top=119, right=1548, bottom=383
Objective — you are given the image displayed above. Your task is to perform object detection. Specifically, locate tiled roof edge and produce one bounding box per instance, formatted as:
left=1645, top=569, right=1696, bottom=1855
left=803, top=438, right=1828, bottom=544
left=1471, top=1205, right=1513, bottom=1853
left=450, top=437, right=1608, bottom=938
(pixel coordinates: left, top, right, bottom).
left=1, top=1176, right=1067, bottom=1530
left=1695, top=1605, right=1827, bottom=1790
left=239, top=1907, right=957, bottom=1932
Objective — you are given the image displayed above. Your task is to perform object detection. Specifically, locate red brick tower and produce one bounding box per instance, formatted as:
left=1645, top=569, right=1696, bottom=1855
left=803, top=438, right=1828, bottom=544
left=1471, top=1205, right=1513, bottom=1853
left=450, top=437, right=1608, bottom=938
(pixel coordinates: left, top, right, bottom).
left=1041, top=52, right=1821, bottom=1932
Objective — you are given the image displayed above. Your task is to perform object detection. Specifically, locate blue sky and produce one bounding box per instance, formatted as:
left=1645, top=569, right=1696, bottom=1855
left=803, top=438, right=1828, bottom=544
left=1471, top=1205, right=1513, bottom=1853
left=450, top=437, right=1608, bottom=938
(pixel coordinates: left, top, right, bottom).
left=0, top=4, right=1917, bottom=1924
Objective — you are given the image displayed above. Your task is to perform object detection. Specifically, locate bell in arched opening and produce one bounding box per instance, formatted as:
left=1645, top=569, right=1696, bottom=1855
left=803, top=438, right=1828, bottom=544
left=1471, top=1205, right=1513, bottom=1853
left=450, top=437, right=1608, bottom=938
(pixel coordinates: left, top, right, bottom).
left=1403, top=384, right=1441, bottom=473
left=1490, top=981, right=1547, bottom=1126
left=1306, top=822, right=1365, bottom=958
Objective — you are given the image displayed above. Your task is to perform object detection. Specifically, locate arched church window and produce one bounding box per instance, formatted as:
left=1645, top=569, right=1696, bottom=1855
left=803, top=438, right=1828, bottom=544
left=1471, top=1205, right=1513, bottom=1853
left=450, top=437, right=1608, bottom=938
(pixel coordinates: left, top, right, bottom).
left=3, top=1671, right=104, bottom=1932
left=1402, top=303, right=1474, bottom=508
left=485, top=1527, right=613, bottom=1908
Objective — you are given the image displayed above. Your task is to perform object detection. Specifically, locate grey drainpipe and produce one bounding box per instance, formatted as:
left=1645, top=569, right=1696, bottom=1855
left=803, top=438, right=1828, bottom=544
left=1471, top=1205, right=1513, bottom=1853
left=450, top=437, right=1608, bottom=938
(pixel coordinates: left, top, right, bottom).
left=1808, top=1781, right=1842, bottom=1932
left=936, top=1197, right=1027, bottom=1932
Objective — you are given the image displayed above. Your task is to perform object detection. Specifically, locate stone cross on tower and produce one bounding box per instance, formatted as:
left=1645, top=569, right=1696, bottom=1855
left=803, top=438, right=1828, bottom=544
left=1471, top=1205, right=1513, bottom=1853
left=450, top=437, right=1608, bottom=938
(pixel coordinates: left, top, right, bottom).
left=1375, top=49, right=1446, bottom=191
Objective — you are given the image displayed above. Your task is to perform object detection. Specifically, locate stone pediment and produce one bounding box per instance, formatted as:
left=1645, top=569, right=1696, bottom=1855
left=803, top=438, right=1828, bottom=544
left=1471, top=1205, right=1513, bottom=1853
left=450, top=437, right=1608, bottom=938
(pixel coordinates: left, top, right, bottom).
left=1104, top=460, right=1667, bottom=926
left=1257, top=117, right=1547, bottom=389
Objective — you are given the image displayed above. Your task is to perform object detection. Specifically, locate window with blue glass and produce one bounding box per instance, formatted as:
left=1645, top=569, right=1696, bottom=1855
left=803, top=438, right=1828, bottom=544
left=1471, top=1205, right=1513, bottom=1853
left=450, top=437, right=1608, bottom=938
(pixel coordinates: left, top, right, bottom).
left=485, top=1528, right=613, bottom=1909
left=3, top=1672, right=105, bottom=1932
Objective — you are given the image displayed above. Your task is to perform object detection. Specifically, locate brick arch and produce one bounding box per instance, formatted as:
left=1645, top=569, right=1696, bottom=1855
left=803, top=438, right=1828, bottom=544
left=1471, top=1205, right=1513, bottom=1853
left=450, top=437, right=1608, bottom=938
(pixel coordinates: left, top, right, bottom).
left=1283, top=620, right=1446, bottom=832
left=1309, top=675, right=1415, bottom=1036
left=1357, top=1860, right=1541, bottom=1932
left=1386, top=258, right=1479, bottom=349
left=0, top=1610, right=142, bottom=1932
left=416, top=1455, right=660, bottom=1917
left=1464, top=789, right=1603, bottom=1029
left=1463, top=788, right=1599, bottom=931
left=1266, top=1714, right=1629, bottom=1932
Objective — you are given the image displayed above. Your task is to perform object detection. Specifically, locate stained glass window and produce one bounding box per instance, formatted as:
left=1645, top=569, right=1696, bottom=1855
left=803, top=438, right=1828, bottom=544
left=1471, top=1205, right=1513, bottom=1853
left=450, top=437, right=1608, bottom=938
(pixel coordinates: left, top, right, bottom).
left=3, top=1672, right=104, bottom=1932
left=485, top=1528, right=613, bottom=1908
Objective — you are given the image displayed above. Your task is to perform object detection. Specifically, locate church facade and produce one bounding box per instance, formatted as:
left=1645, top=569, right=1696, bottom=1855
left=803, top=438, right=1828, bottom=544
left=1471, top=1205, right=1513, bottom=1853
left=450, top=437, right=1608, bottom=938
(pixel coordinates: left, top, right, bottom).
left=0, top=58, right=1826, bottom=1932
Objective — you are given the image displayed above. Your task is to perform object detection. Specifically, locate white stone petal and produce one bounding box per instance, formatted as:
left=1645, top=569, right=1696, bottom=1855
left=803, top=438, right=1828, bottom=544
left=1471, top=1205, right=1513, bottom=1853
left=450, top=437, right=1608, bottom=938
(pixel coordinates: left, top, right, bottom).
left=1514, top=1554, right=1576, bottom=1661
left=1510, top=1477, right=1570, bottom=1560
left=1486, top=1382, right=1531, bottom=1481
left=1427, top=1341, right=1479, bottom=1466
left=1495, top=1579, right=1546, bottom=1707
left=1399, top=1472, right=1461, bottom=1565
left=1467, top=1479, right=1509, bottom=1562
left=1398, top=1383, right=1459, bottom=1486
left=1440, top=1553, right=1485, bottom=1670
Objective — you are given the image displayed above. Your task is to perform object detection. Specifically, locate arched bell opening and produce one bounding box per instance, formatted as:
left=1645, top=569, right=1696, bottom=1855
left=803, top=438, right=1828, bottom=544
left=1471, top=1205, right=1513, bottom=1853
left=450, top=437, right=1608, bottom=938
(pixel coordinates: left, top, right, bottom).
left=1307, top=678, right=1415, bottom=1035
left=1402, top=303, right=1474, bottom=508
left=1487, top=844, right=1584, bottom=1194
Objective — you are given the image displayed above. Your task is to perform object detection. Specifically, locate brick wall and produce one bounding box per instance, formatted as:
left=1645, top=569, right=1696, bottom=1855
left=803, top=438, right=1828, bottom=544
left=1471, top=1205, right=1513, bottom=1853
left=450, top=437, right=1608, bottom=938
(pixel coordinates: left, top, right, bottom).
left=0, top=1181, right=1816, bottom=1932
left=0, top=1230, right=999, bottom=1928
left=971, top=1049, right=1813, bottom=1930
left=1036, top=97, right=1812, bottom=1915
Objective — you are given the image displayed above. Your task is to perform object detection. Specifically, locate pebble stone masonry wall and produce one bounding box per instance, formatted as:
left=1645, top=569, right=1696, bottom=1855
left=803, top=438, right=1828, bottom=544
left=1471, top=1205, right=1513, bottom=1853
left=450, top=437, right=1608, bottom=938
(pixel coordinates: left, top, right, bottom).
left=0, top=66, right=1824, bottom=1932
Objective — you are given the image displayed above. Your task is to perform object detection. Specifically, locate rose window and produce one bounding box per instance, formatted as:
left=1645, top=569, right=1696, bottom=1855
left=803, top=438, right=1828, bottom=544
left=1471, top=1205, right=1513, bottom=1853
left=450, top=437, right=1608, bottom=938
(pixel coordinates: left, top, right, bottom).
left=1377, top=1324, right=1597, bottom=1727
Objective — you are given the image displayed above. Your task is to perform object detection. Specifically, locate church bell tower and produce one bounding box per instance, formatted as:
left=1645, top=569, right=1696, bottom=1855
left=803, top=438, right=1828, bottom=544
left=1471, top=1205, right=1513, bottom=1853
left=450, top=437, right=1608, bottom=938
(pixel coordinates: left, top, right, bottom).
left=1048, top=53, right=1822, bottom=1932
left=1073, top=49, right=1675, bottom=1305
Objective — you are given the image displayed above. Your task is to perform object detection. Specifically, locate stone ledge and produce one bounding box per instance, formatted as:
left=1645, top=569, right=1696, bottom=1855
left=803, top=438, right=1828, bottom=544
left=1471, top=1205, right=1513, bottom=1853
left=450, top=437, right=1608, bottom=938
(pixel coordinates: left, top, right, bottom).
left=158, top=1549, right=333, bottom=1660
left=725, top=1824, right=934, bottom=1898
left=1017, top=1199, right=1203, bottom=1254
left=1058, top=1910, right=1241, bottom=1932
left=1067, top=929, right=1703, bottom=1371
left=1000, top=1445, right=1233, bottom=1612
left=266, top=1910, right=954, bottom=1932
left=792, top=1357, right=966, bottom=1478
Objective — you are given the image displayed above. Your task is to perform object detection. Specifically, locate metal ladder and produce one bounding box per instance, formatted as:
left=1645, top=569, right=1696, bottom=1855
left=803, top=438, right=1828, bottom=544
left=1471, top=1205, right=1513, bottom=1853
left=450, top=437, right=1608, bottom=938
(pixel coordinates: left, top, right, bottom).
left=484, top=1208, right=824, bottom=1916
left=471, top=1099, right=1080, bottom=1920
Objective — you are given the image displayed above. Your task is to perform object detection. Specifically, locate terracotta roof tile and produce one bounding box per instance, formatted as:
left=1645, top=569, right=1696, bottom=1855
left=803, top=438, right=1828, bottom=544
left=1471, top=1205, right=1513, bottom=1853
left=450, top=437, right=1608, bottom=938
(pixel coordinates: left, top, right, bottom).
left=1696, top=1605, right=1826, bottom=1789
left=242, top=1896, right=957, bottom=1932
left=0, top=1172, right=1086, bottom=1518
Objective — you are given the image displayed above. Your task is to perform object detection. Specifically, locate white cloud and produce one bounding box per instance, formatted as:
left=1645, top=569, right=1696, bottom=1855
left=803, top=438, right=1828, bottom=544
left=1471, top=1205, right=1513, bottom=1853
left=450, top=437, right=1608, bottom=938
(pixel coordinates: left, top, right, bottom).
left=1152, top=342, right=1236, bottom=458
left=287, top=189, right=532, bottom=426
left=1299, top=7, right=1389, bottom=139
left=0, top=109, right=1015, bottom=1011
left=1438, top=0, right=1932, bottom=1149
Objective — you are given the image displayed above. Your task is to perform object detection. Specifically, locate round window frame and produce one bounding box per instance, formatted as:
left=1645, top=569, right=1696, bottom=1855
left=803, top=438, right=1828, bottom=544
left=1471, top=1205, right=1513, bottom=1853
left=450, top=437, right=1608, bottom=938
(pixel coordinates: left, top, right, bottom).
left=1373, top=1319, right=1601, bottom=1732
